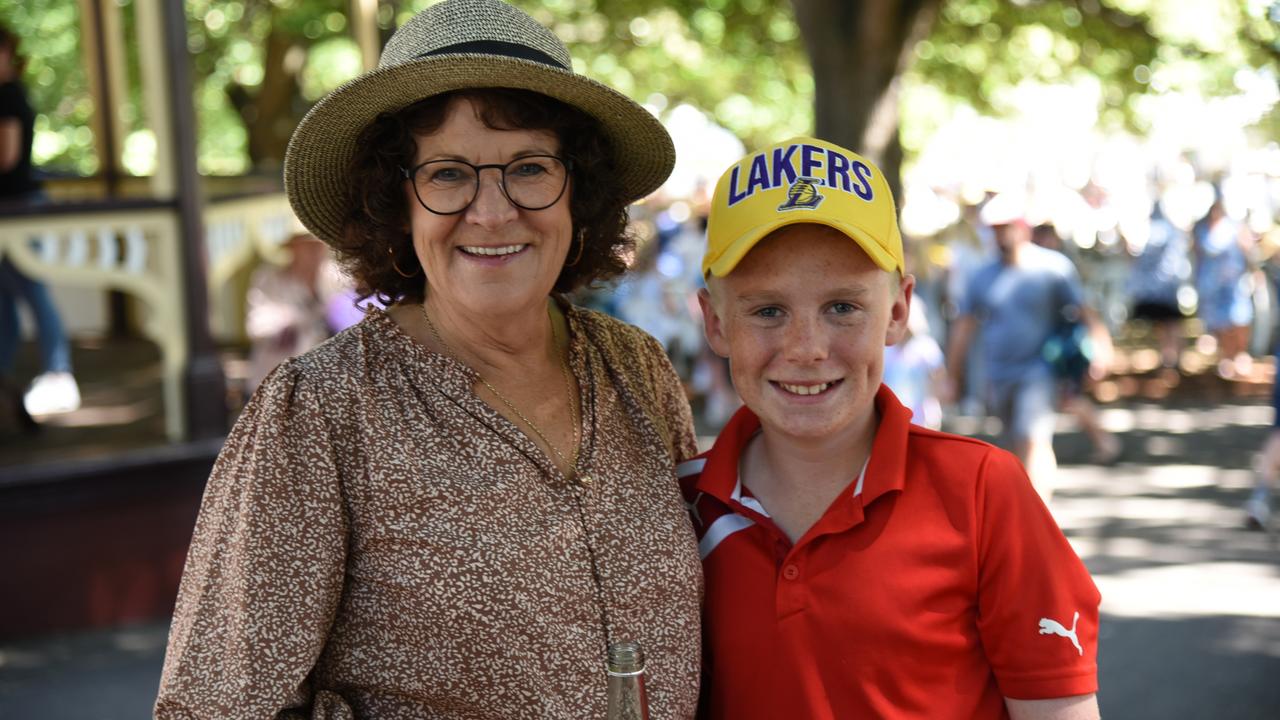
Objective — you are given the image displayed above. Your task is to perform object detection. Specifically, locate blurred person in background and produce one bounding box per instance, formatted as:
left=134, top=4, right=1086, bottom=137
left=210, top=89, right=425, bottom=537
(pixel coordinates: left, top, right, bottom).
left=612, top=197, right=740, bottom=433
left=939, top=199, right=991, bottom=414
left=155, top=0, right=701, bottom=716
left=1246, top=380, right=1280, bottom=530
left=244, top=228, right=342, bottom=392
left=883, top=301, right=945, bottom=429
left=945, top=195, right=1111, bottom=502
left=0, top=23, right=78, bottom=425
left=613, top=229, right=702, bottom=379
left=1127, top=199, right=1191, bottom=370
left=1244, top=226, right=1280, bottom=530
left=1194, top=192, right=1255, bottom=379
left=1031, top=223, right=1120, bottom=466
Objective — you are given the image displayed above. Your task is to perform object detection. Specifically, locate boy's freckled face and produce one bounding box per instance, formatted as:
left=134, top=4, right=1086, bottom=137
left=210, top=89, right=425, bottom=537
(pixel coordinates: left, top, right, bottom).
left=701, top=224, right=911, bottom=444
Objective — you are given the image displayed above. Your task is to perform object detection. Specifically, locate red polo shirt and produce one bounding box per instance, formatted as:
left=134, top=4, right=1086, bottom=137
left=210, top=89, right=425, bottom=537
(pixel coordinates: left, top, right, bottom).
left=679, top=386, right=1100, bottom=719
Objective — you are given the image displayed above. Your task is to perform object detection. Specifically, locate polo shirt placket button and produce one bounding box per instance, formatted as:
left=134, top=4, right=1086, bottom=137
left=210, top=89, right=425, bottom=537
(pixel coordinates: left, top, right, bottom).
left=781, top=564, right=800, bottom=581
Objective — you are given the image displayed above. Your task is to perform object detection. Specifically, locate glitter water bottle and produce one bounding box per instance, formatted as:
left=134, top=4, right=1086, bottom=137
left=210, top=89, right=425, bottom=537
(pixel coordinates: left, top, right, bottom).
left=605, top=640, right=650, bottom=720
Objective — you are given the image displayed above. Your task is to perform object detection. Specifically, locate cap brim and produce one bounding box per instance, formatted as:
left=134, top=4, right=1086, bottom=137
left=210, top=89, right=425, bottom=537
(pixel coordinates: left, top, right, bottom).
left=284, top=54, right=674, bottom=245
left=706, top=216, right=901, bottom=278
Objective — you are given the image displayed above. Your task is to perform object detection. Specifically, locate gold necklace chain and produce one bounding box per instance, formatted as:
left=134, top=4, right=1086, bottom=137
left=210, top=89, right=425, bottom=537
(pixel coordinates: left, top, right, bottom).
left=421, top=302, right=583, bottom=482
left=422, top=303, right=609, bottom=653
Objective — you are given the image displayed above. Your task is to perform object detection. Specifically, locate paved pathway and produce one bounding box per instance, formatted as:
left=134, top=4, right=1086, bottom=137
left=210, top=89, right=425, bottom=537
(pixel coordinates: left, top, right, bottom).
left=2, top=397, right=1278, bottom=718
left=1051, top=400, right=1280, bottom=719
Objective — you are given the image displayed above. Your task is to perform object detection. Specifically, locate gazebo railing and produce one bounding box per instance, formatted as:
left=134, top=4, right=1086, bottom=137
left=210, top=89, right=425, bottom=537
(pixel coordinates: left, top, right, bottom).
left=0, top=191, right=296, bottom=441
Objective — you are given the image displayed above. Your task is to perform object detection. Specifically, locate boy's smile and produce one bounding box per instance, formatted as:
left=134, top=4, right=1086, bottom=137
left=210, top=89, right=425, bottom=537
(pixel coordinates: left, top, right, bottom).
left=777, top=380, right=840, bottom=396
left=700, top=223, right=912, bottom=446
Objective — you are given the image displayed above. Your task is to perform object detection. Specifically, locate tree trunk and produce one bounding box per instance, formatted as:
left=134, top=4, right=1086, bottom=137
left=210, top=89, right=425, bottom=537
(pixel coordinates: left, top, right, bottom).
left=227, top=21, right=304, bottom=170
left=791, top=0, right=941, bottom=200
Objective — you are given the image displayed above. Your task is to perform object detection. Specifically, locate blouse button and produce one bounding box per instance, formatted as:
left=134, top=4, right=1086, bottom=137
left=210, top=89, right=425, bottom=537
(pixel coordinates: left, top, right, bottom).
left=782, top=564, right=800, bottom=581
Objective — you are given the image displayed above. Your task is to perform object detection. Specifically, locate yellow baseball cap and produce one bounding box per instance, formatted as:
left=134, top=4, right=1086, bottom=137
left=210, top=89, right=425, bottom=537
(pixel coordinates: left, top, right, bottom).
left=703, top=136, right=904, bottom=277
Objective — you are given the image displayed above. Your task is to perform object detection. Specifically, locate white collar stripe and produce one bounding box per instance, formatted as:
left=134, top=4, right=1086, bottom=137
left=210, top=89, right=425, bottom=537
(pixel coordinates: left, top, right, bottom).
left=853, top=458, right=869, bottom=497
left=739, top=495, right=770, bottom=517
left=728, top=476, right=771, bottom=517
left=676, top=458, right=707, bottom=478
left=699, top=513, right=755, bottom=560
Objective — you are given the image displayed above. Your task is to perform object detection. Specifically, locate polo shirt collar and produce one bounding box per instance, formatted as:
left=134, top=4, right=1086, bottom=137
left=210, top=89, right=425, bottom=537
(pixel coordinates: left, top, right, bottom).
left=695, top=403, right=761, bottom=504
left=860, top=385, right=911, bottom=506
left=729, top=465, right=772, bottom=518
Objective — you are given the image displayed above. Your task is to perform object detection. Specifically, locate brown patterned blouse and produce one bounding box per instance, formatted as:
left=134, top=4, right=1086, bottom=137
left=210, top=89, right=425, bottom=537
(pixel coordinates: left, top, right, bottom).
left=155, top=305, right=703, bottom=719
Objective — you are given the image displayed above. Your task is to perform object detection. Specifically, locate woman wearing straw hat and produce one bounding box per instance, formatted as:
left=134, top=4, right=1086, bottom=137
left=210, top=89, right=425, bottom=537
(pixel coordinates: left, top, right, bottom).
left=156, top=1, right=701, bottom=717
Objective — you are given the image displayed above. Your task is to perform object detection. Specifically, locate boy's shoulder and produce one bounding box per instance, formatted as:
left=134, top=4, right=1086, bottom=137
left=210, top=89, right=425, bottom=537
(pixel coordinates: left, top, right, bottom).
left=676, top=454, right=755, bottom=548
left=676, top=405, right=759, bottom=504
left=902, top=424, right=1020, bottom=478
left=676, top=454, right=713, bottom=502
left=905, top=422, right=997, bottom=452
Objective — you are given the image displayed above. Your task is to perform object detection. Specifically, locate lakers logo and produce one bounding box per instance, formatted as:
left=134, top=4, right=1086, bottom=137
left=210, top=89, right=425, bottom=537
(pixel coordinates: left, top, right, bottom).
left=778, top=177, right=824, bottom=212
left=725, top=142, right=875, bottom=207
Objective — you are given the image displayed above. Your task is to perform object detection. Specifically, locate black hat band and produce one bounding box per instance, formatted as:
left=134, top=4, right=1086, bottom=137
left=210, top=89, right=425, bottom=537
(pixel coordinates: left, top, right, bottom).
left=418, top=40, right=569, bottom=70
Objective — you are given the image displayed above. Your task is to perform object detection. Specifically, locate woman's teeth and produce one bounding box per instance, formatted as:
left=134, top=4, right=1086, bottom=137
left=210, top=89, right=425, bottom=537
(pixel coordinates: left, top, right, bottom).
left=779, top=382, right=831, bottom=396
left=461, top=244, right=525, bottom=257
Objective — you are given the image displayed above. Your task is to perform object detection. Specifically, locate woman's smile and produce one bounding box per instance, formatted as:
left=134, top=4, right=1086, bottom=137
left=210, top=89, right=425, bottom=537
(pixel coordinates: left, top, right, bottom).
left=456, top=243, right=532, bottom=265
left=458, top=243, right=528, bottom=257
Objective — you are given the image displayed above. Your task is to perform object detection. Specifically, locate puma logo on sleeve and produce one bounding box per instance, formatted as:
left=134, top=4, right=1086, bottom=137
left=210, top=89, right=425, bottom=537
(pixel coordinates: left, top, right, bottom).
left=1038, top=612, right=1082, bottom=656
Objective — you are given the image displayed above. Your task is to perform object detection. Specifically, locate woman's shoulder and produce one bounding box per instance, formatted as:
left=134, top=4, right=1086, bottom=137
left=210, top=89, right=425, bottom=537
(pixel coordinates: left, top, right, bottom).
left=569, top=304, right=665, bottom=356
left=266, top=309, right=411, bottom=394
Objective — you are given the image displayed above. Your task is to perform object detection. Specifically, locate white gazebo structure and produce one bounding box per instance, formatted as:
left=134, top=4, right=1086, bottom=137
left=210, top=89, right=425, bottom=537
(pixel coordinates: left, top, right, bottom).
left=0, top=0, right=383, bottom=442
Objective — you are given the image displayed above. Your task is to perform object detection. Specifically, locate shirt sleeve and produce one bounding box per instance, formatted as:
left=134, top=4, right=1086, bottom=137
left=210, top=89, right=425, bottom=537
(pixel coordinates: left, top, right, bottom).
left=155, top=362, right=352, bottom=719
left=973, top=448, right=1101, bottom=700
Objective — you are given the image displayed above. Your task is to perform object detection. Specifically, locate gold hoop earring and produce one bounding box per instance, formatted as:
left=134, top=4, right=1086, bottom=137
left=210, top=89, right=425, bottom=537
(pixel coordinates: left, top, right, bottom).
left=564, top=233, right=585, bottom=268
left=388, top=245, right=419, bottom=278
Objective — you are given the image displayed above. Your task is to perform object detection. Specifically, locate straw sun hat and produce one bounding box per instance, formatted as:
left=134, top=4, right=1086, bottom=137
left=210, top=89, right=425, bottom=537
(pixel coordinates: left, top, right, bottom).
left=284, top=0, right=676, bottom=245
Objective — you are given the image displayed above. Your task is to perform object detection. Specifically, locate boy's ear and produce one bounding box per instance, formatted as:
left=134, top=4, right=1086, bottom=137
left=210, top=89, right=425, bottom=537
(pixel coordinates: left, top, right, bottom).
left=884, top=273, right=914, bottom=347
left=698, top=287, right=732, bottom=359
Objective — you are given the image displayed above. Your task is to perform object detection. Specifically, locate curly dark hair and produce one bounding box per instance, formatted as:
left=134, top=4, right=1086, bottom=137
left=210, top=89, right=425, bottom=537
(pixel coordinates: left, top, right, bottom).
left=338, top=88, right=635, bottom=305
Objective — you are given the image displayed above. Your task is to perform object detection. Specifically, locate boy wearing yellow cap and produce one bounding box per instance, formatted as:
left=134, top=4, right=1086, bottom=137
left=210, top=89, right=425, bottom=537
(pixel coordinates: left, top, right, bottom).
left=680, top=137, right=1101, bottom=720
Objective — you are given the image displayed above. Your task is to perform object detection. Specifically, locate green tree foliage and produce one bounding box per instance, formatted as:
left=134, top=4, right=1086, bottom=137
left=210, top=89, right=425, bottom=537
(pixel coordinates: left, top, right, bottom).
left=898, top=0, right=1280, bottom=169
left=1, top=0, right=95, bottom=174
left=157, top=0, right=1280, bottom=180
left=5, top=0, right=1277, bottom=179
left=534, top=0, right=814, bottom=154
left=192, top=0, right=816, bottom=171
left=911, top=0, right=1279, bottom=137
left=187, top=0, right=366, bottom=173
left=395, top=0, right=816, bottom=154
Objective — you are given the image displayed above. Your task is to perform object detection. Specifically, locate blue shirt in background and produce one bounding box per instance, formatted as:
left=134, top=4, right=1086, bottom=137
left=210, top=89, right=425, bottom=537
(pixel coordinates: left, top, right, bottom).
left=959, top=243, right=1085, bottom=383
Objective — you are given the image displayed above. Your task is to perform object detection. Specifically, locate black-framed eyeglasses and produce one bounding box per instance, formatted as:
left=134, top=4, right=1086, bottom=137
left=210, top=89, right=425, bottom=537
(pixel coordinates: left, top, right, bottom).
left=400, top=154, right=572, bottom=215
